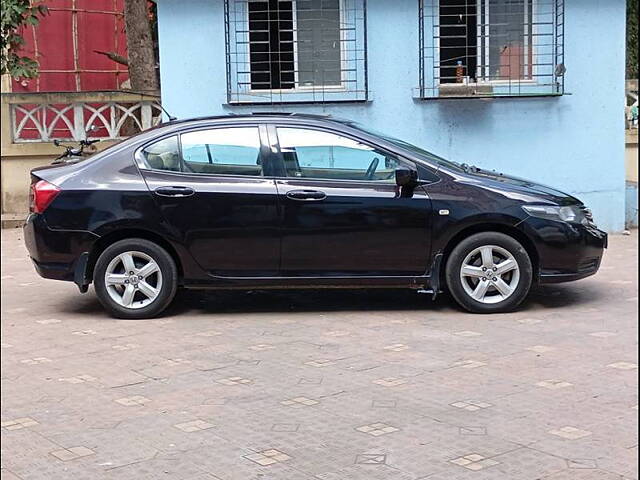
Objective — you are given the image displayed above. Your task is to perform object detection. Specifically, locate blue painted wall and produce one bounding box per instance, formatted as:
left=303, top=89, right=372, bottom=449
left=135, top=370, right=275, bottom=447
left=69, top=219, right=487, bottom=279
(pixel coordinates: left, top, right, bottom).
left=156, top=0, right=626, bottom=232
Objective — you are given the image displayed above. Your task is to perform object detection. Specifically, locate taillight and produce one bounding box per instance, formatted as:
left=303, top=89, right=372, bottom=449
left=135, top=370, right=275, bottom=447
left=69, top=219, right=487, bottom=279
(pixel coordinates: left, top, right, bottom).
left=30, top=179, right=61, bottom=214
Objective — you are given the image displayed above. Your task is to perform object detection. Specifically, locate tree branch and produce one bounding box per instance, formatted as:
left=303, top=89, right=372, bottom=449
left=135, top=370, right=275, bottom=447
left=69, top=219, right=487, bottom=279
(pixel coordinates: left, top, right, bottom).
left=94, top=50, right=129, bottom=66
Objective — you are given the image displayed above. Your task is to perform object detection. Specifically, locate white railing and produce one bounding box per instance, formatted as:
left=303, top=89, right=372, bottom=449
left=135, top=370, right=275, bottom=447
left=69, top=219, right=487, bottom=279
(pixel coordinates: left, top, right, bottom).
left=4, top=91, right=162, bottom=143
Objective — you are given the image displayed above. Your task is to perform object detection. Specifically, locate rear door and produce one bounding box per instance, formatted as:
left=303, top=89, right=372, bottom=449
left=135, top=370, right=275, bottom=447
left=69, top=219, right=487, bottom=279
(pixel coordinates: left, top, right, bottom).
left=138, top=125, right=281, bottom=276
left=271, top=125, right=433, bottom=277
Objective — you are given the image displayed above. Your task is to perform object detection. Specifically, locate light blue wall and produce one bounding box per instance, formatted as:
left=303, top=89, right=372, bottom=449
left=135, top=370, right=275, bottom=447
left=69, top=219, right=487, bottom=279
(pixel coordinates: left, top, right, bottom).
left=157, top=0, right=626, bottom=232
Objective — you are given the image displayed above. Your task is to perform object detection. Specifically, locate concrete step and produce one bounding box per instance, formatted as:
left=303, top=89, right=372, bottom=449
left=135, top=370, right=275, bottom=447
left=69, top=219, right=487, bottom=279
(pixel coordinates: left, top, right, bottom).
left=1, top=214, right=26, bottom=229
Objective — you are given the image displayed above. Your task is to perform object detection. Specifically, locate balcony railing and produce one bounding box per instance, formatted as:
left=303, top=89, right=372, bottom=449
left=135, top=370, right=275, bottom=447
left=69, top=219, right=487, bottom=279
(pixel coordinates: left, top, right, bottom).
left=2, top=91, right=162, bottom=143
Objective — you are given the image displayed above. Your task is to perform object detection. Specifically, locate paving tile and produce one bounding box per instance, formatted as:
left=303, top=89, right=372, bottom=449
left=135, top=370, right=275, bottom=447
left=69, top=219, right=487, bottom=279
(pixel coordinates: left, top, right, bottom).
left=173, top=420, right=214, bottom=432
left=20, top=357, right=52, bottom=365
left=304, top=359, right=336, bottom=367
left=383, top=344, right=410, bottom=352
left=536, top=379, right=574, bottom=389
left=58, top=375, right=98, bottom=384
left=518, top=318, right=543, bottom=324
left=36, top=318, right=62, bottom=325
left=548, top=426, right=593, bottom=440
left=567, top=458, right=599, bottom=469
left=355, top=453, right=387, bottom=464
left=453, top=330, right=483, bottom=337
left=49, top=446, right=94, bottom=461
left=114, top=395, right=151, bottom=406
left=1, top=417, right=39, bottom=430
left=248, top=344, right=275, bottom=351
left=271, top=423, right=299, bottom=432
left=244, top=448, right=291, bottom=466
left=588, top=332, right=618, bottom=338
left=372, top=377, right=407, bottom=387
left=527, top=345, right=555, bottom=353
left=450, top=400, right=493, bottom=411
left=71, top=329, right=97, bottom=335
left=280, top=396, right=319, bottom=407
left=110, top=343, right=140, bottom=351
left=452, top=359, right=487, bottom=369
left=459, top=426, right=487, bottom=435
left=355, top=422, right=400, bottom=436
left=607, top=362, right=638, bottom=370
left=450, top=453, right=500, bottom=470
left=195, top=330, right=223, bottom=337
left=216, top=376, right=252, bottom=385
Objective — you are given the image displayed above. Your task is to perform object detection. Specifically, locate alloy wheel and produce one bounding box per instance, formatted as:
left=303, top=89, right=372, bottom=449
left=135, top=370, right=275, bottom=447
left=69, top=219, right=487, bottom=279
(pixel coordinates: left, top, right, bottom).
left=459, top=245, right=520, bottom=304
left=104, top=251, right=163, bottom=309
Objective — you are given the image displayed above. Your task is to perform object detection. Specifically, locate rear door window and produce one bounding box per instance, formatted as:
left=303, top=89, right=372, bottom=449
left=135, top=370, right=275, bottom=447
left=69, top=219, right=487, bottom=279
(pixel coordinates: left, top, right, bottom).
left=180, top=127, right=263, bottom=176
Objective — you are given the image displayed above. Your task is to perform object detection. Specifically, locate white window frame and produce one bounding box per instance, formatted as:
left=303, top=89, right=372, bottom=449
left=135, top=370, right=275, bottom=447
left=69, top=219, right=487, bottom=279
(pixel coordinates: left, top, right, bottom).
left=246, top=0, right=348, bottom=95
left=475, top=0, right=536, bottom=84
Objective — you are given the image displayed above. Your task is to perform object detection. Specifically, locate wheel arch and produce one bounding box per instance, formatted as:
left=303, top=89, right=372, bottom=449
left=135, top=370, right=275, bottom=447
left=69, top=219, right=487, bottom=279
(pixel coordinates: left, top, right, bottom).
left=439, top=223, right=539, bottom=286
left=87, top=228, right=184, bottom=283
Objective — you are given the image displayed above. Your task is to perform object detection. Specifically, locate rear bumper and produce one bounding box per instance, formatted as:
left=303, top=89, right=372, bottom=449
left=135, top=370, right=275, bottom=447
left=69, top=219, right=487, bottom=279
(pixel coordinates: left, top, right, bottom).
left=518, top=218, right=607, bottom=285
left=23, top=213, right=98, bottom=286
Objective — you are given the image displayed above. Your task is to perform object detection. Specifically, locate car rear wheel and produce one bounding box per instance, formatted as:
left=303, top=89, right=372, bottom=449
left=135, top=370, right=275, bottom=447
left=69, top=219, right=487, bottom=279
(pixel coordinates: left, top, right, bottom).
left=94, top=239, right=177, bottom=319
left=445, top=232, right=533, bottom=313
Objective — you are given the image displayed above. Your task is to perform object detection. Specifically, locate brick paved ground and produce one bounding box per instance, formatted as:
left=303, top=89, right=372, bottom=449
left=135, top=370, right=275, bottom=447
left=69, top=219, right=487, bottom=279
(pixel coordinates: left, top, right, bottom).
left=1, top=227, right=638, bottom=480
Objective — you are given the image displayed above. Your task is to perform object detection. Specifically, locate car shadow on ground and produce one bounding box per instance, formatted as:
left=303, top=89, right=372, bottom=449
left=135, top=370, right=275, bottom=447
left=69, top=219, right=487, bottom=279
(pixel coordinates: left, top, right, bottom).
left=61, top=281, right=605, bottom=319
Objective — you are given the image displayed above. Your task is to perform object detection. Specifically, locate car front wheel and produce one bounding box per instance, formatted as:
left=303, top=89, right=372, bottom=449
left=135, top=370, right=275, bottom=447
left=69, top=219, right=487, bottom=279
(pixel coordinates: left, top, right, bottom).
left=94, top=238, right=178, bottom=319
left=445, top=232, right=533, bottom=313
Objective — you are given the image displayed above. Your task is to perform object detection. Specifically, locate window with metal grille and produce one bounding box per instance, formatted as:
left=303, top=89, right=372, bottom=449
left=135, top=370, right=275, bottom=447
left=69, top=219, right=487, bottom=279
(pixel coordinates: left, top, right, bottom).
left=225, top=0, right=368, bottom=104
left=418, top=0, right=565, bottom=98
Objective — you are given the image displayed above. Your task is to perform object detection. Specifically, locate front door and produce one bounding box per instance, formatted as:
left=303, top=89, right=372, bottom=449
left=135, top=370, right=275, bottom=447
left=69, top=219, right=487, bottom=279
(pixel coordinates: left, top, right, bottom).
left=272, top=126, right=433, bottom=277
left=138, top=126, right=280, bottom=276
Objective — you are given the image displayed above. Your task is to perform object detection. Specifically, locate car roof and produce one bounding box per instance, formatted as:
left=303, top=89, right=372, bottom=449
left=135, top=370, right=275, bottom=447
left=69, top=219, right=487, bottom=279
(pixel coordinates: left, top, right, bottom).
left=164, top=112, right=352, bottom=127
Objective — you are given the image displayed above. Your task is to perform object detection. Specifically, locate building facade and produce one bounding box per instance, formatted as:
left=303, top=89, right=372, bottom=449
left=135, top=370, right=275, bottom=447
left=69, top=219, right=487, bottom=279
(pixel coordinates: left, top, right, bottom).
left=160, top=0, right=623, bottom=230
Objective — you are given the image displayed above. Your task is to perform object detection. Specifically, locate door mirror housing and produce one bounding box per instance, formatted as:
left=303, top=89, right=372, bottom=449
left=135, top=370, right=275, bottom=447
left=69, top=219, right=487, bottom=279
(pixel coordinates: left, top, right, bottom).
left=395, top=167, right=418, bottom=187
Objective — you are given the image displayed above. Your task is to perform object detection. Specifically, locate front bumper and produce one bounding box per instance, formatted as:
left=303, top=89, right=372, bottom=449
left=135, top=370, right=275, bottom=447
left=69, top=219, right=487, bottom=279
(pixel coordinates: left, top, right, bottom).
left=23, top=213, right=98, bottom=286
left=517, top=217, right=608, bottom=284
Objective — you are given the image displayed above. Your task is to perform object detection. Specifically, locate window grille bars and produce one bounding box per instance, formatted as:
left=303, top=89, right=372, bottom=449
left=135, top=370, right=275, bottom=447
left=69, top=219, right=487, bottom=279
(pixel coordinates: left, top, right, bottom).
left=225, top=0, right=368, bottom=104
left=419, top=0, right=565, bottom=98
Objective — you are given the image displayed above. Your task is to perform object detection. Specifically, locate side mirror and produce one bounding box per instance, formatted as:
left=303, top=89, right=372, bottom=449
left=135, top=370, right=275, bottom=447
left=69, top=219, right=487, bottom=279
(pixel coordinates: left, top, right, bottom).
left=395, top=167, right=418, bottom=187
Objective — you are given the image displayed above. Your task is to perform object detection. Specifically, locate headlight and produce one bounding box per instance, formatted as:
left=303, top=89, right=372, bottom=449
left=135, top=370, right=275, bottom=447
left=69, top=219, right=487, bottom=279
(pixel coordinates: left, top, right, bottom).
left=522, top=205, right=586, bottom=224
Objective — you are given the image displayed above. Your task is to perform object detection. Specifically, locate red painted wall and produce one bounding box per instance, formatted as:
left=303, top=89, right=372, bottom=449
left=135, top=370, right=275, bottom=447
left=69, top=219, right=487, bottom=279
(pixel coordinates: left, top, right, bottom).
left=12, top=0, right=129, bottom=92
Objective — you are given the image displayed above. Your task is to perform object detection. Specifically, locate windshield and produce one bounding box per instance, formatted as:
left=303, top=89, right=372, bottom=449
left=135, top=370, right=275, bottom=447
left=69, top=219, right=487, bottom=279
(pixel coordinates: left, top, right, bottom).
left=345, top=122, right=467, bottom=172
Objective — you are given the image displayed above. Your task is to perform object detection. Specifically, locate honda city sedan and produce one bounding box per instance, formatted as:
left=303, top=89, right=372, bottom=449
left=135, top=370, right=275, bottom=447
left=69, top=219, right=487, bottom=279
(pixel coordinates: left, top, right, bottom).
left=24, top=113, right=607, bottom=318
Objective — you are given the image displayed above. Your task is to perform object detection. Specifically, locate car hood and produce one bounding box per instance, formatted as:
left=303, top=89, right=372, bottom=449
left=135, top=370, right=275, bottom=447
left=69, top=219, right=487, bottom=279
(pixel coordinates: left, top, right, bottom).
left=462, top=169, right=582, bottom=206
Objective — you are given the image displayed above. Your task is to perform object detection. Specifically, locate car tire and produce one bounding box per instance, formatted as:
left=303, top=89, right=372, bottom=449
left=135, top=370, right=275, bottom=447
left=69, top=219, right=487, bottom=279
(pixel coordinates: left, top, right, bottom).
left=94, top=238, right=178, bottom=319
left=445, top=232, right=533, bottom=314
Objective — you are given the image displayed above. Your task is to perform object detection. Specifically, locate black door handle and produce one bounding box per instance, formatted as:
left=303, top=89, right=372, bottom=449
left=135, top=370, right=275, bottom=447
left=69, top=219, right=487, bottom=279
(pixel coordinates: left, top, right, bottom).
left=154, top=186, right=195, bottom=197
left=285, top=189, right=327, bottom=201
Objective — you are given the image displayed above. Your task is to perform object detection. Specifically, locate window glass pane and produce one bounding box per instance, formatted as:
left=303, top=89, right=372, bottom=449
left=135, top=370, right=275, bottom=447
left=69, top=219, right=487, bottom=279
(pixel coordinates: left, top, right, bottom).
left=142, top=136, right=181, bottom=172
left=248, top=0, right=295, bottom=89
left=247, top=0, right=341, bottom=90
left=296, top=0, right=341, bottom=87
left=488, top=0, right=532, bottom=80
left=181, top=127, right=263, bottom=176
left=438, top=0, right=477, bottom=83
left=278, top=128, right=399, bottom=181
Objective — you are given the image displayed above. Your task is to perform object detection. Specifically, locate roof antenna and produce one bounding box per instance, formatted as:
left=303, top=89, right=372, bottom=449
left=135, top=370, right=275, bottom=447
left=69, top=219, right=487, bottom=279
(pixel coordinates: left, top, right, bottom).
left=157, top=103, right=177, bottom=122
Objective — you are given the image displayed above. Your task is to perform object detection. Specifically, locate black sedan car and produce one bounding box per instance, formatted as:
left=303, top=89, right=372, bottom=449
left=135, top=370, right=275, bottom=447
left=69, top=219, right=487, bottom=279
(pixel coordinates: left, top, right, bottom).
left=24, top=113, right=607, bottom=319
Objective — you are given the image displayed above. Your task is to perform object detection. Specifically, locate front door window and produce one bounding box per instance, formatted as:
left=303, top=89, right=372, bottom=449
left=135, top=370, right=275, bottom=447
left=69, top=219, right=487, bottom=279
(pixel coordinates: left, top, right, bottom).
left=277, top=127, right=400, bottom=182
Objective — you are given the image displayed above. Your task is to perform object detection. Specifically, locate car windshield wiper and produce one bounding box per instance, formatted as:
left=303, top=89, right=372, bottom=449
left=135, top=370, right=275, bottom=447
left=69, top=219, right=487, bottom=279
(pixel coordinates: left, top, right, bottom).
left=460, top=163, right=483, bottom=173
